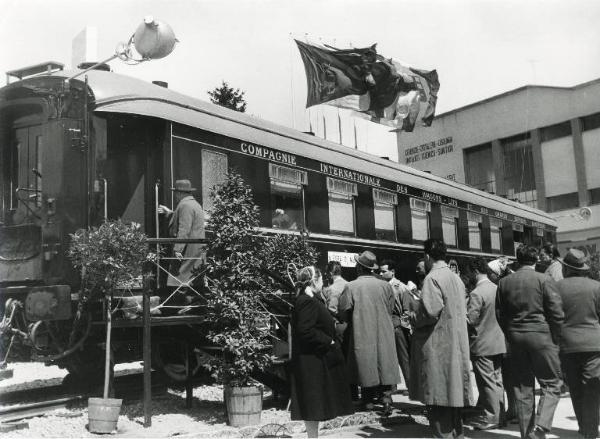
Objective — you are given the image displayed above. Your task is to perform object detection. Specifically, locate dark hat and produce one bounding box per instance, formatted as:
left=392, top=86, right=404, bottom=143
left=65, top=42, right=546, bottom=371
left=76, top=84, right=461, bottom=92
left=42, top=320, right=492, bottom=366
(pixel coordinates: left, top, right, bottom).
left=170, top=179, right=196, bottom=192
left=558, top=248, right=590, bottom=271
left=354, top=251, right=379, bottom=270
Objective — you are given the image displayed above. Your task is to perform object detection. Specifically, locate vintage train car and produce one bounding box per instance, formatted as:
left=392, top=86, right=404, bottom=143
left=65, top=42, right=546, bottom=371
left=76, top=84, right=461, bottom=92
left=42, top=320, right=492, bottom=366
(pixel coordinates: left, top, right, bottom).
left=0, top=62, right=557, bottom=378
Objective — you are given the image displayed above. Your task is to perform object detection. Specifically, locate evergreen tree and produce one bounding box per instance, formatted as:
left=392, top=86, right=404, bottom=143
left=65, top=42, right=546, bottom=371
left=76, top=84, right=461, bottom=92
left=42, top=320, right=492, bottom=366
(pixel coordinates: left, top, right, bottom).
left=207, top=81, right=247, bottom=113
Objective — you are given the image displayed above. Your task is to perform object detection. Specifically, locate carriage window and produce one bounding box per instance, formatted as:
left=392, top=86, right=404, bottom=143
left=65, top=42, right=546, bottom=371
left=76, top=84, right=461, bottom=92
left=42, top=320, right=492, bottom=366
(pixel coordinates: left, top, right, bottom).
left=269, top=164, right=307, bottom=230
left=410, top=198, right=430, bottom=242
left=512, top=223, right=524, bottom=253
left=468, top=212, right=483, bottom=250
left=373, top=188, right=397, bottom=241
left=201, top=150, right=228, bottom=217
left=327, top=177, right=357, bottom=235
left=490, top=218, right=502, bottom=252
left=441, top=206, right=458, bottom=247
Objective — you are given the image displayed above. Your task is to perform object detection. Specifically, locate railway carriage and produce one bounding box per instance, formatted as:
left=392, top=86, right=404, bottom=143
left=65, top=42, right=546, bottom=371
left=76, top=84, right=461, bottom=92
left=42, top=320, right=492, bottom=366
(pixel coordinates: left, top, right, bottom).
left=0, top=62, right=557, bottom=379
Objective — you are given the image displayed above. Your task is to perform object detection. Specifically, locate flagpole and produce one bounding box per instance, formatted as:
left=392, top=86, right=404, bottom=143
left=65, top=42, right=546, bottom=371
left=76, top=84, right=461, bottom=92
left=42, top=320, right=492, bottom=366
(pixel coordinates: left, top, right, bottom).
left=288, top=33, right=296, bottom=130
left=337, top=108, right=342, bottom=145
left=354, top=119, right=358, bottom=150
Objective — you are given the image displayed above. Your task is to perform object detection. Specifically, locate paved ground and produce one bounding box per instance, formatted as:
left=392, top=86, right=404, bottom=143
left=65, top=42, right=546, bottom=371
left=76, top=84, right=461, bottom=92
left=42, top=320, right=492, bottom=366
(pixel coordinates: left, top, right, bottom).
left=321, top=393, right=580, bottom=438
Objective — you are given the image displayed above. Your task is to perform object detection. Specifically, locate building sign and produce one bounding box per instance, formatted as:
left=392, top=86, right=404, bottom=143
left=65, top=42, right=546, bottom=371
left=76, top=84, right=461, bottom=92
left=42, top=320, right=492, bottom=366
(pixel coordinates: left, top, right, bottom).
left=328, top=251, right=358, bottom=267
left=405, top=136, right=454, bottom=164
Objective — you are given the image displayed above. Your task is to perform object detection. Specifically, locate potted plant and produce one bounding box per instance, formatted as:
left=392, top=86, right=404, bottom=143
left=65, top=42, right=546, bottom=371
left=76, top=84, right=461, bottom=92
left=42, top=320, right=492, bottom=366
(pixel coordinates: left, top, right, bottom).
left=68, top=219, right=151, bottom=433
left=202, top=171, right=318, bottom=427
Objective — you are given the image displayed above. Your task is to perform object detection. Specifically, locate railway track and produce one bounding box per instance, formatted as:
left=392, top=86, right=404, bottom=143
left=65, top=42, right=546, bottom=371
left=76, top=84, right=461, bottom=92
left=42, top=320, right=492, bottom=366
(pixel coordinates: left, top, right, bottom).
left=0, top=371, right=167, bottom=423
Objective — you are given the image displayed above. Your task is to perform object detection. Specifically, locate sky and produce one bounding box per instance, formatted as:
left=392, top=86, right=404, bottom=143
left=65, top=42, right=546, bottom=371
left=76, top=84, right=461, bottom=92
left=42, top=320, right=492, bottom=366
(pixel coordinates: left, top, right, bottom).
left=2, top=0, right=600, bottom=160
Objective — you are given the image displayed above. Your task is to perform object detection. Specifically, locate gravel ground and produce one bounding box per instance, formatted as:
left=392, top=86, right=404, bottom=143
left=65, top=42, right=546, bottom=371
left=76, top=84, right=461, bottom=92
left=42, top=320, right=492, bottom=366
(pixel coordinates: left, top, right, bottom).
left=1, top=362, right=424, bottom=438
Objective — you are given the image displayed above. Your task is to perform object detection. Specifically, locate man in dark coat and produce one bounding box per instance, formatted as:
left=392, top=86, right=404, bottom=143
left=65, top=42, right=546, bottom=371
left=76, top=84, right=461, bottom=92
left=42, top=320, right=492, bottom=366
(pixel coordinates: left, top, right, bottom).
left=338, top=251, right=400, bottom=410
left=555, top=248, right=600, bottom=439
left=497, top=245, right=564, bottom=439
left=409, top=239, right=474, bottom=438
left=158, top=179, right=205, bottom=288
left=380, top=259, right=412, bottom=391
left=466, top=258, right=507, bottom=430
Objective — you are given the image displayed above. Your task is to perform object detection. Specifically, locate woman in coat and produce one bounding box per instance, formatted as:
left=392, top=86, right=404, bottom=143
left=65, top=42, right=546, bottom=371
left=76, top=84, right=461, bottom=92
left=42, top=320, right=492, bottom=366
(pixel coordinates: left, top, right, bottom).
left=290, top=266, right=354, bottom=438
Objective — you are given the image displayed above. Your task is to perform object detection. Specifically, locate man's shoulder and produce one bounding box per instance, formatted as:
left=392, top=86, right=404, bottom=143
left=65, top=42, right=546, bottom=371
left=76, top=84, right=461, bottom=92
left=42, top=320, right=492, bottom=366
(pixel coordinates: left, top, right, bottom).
left=558, top=276, right=600, bottom=291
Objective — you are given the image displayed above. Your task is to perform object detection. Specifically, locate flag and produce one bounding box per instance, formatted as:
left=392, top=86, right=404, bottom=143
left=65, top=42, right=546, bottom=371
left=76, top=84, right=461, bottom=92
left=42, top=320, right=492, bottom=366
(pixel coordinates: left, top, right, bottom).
left=330, top=57, right=439, bottom=131
left=295, top=40, right=439, bottom=132
left=295, top=40, right=376, bottom=107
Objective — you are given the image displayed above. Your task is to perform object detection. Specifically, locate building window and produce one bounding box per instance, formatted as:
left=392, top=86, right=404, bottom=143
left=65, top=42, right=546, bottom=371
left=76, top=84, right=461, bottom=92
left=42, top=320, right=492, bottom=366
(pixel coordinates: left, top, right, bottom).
left=590, top=188, right=600, bottom=205
left=464, top=144, right=495, bottom=193
left=467, top=212, right=482, bottom=250
left=410, top=198, right=430, bottom=242
left=269, top=164, right=307, bottom=230
left=441, top=206, right=458, bottom=247
left=201, top=150, right=228, bottom=216
left=327, top=177, right=357, bottom=235
left=373, top=188, right=397, bottom=241
left=503, top=134, right=537, bottom=208
left=489, top=218, right=502, bottom=252
left=546, top=192, right=579, bottom=212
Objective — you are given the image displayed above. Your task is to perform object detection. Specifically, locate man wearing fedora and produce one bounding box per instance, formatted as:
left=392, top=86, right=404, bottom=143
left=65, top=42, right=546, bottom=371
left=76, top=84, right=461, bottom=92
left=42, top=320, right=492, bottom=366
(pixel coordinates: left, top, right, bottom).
left=496, top=245, right=564, bottom=439
left=158, top=179, right=205, bottom=287
left=555, top=248, right=600, bottom=439
left=338, top=250, right=400, bottom=413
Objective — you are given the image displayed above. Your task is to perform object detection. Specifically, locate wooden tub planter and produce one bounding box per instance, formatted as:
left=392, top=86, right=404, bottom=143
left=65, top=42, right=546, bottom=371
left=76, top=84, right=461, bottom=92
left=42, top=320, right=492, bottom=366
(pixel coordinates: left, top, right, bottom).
left=223, top=385, right=263, bottom=427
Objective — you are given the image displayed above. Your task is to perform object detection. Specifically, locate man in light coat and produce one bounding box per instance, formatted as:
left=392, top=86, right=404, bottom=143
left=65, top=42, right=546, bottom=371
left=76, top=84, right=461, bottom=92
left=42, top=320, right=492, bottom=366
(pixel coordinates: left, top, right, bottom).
left=338, top=251, right=400, bottom=411
left=555, top=249, right=600, bottom=439
left=466, top=258, right=507, bottom=430
left=158, top=179, right=205, bottom=288
left=409, top=238, right=473, bottom=438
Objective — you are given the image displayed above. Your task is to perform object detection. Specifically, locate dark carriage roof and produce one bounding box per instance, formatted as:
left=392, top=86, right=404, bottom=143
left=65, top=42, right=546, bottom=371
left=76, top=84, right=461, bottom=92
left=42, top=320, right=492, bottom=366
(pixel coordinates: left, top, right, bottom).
left=47, top=69, right=554, bottom=226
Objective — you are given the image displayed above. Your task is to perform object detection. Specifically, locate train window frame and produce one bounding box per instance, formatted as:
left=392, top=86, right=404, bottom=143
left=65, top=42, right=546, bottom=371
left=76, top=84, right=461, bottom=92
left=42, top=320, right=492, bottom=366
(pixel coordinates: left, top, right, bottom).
left=512, top=222, right=525, bottom=253
left=327, top=177, right=357, bottom=236
left=467, top=211, right=483, bottom=250
left=269, top=163, right=307, bottom=231
left=441, top=206, right=459, bottom=247
left=410, top=197, right=431, bottom=242
left=373, top=188, right=398, bottom=241
left=489, top=217, right=502, bottom=252
left=201, top=149, right=228, bottom=219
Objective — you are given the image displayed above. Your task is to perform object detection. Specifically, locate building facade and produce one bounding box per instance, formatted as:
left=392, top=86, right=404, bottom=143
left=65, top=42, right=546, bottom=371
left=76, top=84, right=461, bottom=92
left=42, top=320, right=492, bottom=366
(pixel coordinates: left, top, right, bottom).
left=396, top=79, right=600, bottom=258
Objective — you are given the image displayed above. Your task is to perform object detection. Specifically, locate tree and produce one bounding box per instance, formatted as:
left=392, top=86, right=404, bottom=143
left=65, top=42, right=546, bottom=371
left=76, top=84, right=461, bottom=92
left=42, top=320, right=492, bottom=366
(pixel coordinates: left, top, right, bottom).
left=207, top=81, right=247, bottom=113
left=202, top=171, right=317, bottom=386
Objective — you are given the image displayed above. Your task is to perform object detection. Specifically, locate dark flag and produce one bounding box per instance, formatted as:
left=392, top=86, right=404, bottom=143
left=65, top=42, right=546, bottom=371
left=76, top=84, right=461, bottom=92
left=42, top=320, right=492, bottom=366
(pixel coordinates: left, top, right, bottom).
left=295, top=40, right=376, bottom=107
left=295, top=39, right=440, bottom=131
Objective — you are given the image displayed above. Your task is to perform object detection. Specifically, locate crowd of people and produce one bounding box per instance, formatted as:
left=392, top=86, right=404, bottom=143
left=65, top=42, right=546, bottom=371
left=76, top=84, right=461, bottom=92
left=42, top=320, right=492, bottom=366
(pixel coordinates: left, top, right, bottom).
left=289, top=239, right=600, bottom=439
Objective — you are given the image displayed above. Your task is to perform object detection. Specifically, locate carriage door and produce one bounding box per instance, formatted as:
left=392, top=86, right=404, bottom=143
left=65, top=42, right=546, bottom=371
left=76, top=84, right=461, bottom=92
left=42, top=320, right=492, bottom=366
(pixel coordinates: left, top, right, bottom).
left=171, top=135, right=228, bottom=217
left=0, top=123, right=44, bottom=282
left=11, top=125, right=43, bottom=224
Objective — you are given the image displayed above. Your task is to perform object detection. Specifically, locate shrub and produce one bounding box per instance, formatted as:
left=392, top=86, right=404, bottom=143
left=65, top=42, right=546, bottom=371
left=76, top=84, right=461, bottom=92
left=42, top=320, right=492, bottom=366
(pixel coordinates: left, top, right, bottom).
left=202, top=171, right=317, bottom=386
left=68, top=220, right=152, bottom=302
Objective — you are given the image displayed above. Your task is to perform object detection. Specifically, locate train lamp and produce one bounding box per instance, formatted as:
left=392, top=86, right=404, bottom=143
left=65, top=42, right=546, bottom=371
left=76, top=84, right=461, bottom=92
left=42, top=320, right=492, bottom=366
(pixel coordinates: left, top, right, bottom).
left=66, top=15, right=178, bottom=85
